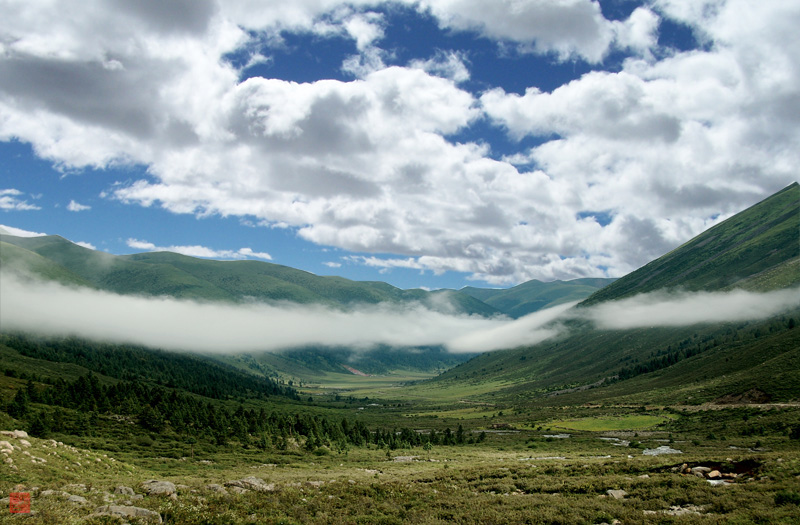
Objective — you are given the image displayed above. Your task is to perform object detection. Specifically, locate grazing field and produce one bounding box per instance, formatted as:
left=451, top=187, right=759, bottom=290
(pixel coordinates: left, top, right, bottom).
left=3, top=379, right=800, bottom=524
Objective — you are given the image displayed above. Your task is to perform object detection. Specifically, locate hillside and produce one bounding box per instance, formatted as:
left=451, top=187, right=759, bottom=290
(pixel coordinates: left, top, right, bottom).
left=581, top=182, right=799, bottom=305
left=429, top=182, right=800, bottom=404
left=0, top=234, right=500, bottom=317
left=461, top=278, right=615, bottom=318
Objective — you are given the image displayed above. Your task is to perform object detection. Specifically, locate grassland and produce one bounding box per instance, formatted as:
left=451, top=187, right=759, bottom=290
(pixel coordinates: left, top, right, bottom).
left=3, top=395, right=800, bottom=524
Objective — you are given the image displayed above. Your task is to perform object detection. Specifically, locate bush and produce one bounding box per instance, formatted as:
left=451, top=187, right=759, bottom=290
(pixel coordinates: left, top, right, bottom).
left=775, top=490, right=800, bottom=506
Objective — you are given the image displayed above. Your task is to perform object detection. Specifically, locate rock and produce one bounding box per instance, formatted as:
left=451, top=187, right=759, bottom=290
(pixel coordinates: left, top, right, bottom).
left=18, top=439, right=31, bottom=448
left=306, top=481, right=324, bottom=488
left=204, top=484, right=228, bottom=493
left=643, top=446, right=682, bottom=456
left=0, top=440, right=15, bottom=452
left=67, top=495, right=87, bottom=504
left=606, top=489, right=628, bottom=500
left=140, top=480, right=177, bottom=496
left=224, top=477, right=276, bottom=493
left=0, top=430, right=28, bottom=439
left=707, top=479, right=731, bottom=486
left=39, top=490, right=69, bottom=498
left=638, top=474, right=650, bottom=479
left=691, top=466, right=712, bottom=474
left=91, top=505, right=162, bottom=524
left=707, top=470, right=722, bottom=479
left=114, top=486, right=135, bottom=496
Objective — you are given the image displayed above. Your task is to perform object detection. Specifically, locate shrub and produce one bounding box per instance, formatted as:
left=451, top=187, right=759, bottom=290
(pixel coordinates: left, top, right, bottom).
left=775, top=491, right=800, bottom=506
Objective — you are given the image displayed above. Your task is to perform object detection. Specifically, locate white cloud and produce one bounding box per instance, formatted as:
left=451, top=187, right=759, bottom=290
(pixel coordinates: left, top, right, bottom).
left=74, top=241, right=96, bottom=250
left=67, top=200, right=91, bottom=212
left=3, top=271, right=796, bottom=356
left=0, top=189, right=41, bottom=211
left=409, top=51, right=470, bottom=83
left=0, top=0, right=797, bottom=285
left=323, top=261, right=342, bottom=268
left=126, top=238, right=272, bottom=260
left=0, top=224, right=47, bottom=237
left=0, top=270, right=517, bottom=353
left=587, top=288, right=800, bottom=330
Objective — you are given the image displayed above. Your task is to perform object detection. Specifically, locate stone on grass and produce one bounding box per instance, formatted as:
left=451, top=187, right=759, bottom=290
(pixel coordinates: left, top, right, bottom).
left=224, top=477, right=276, bottom=493
left=606, top=489, right=628, bottom=500
left=114, top=485, right=135, bottom=496
left=140, top=480, right=177, bottom=496
left=91, top=505, right=162, bottom=524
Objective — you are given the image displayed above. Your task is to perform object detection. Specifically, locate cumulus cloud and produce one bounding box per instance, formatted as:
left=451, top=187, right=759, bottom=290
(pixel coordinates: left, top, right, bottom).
left=67, top=200, right=91, bottom=212
left=126, top=238, right=272, bottom=260
left=0, top=0, right=797, bottom=285
left=0, top=189, right=41, bottom=211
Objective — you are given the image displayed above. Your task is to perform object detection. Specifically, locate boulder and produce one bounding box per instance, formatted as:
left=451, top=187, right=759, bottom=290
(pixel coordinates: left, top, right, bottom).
left=707, top=470, right=722, bottom=479
left=67, top=495, right=87, bottom=504
left=606, top=489, right=628, bottom=500
left=204, top=484, right=228, bottom=493
left=140, top=480, right=177, bottom=496
left=224, top=477, right=276, bottom=493
left=91, top=505, right=162, bottom=524
left=0, top=430, right=28, bottom=439
left=114, top=486, right=135, bottom=496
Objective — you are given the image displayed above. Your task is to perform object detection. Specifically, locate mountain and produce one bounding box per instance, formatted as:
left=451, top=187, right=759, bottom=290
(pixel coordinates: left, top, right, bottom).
left=0, top=234, right=499, bottom=316
left=581, top=182, right=800, bottom=305
left=430, top=182, right=800, bottom=404
left=461, top=278, right=615, bottom=318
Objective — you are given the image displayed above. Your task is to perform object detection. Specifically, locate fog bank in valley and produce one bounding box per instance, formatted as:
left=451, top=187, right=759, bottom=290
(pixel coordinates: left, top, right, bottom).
left=2, top=270, right=797, bottom=356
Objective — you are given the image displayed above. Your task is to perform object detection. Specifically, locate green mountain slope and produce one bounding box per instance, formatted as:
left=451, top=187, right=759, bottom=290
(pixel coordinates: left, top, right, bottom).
left=581, top=182, right=800, bottom=305
left=0, top=234, right=501, bottom=317
left=461, top=278, right=615, bottom=318
left=429, top=182, right=800, bottom=404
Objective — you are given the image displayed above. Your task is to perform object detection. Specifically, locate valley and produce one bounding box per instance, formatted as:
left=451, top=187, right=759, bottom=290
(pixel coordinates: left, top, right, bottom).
left=1, top=183, right=799, bottom=523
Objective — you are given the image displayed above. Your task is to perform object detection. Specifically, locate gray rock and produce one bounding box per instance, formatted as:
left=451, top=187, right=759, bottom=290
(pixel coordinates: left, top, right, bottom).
left=114, top=485, right=135, bottom=496
left=91, top=505, right=162, bottom=523
left=140, top=480, right=177, bottom=496
left=606, top=489, right=628, bottom=500
left=224, top=477, right=276, bottom=493
left=67, top=494, right=87, bottom=504
left=204, top=484, right=228, bottom=493
left=642, top=446, right=682, bottom=456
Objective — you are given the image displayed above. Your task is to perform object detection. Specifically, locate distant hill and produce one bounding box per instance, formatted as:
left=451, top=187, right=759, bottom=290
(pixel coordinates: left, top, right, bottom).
left=0, top=234, right=499, bottom=317
left=430, top=182, right=800, bottom=404
left=0, top=232, right=499, bottom=377
left=461, top=278, right=615, bottom=318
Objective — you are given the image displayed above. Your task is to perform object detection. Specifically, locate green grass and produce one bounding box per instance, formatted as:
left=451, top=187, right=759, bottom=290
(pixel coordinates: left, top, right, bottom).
left=549, top=414, right=671, bottom=431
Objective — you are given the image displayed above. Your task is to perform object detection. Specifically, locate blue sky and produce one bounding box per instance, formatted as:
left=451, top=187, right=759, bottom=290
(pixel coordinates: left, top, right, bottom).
left=1, top=0, right=797, bottom=290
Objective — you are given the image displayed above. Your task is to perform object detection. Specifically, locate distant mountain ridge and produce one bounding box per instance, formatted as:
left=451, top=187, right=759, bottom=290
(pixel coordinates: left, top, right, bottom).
left=0, top=234, right=500, bottom=316
left=0, top=228, right=613, bottom=378
left=461, top=278, right=615, bottom=319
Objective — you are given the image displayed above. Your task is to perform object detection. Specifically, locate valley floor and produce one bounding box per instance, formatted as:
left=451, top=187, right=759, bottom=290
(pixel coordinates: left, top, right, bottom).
left=3, top=403, right=800, bottom=524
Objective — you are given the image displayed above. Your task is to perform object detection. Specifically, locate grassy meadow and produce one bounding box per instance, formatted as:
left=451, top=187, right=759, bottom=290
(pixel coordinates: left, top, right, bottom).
left=2, top=366, right=800, bottom=524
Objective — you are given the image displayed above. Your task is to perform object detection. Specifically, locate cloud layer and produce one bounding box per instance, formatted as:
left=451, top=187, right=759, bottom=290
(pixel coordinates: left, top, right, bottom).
left=1, top=0, right=798, bottom=284
left=2, top=271, right=797, bottom=356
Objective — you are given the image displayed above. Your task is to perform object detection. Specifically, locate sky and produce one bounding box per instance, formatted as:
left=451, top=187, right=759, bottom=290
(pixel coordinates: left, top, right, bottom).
left=1, top=0, right=798, bottom=290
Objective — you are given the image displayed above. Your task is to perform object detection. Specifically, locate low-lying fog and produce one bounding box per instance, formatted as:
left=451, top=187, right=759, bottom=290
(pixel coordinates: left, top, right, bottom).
left=2, top=271, right=798, bottom=354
